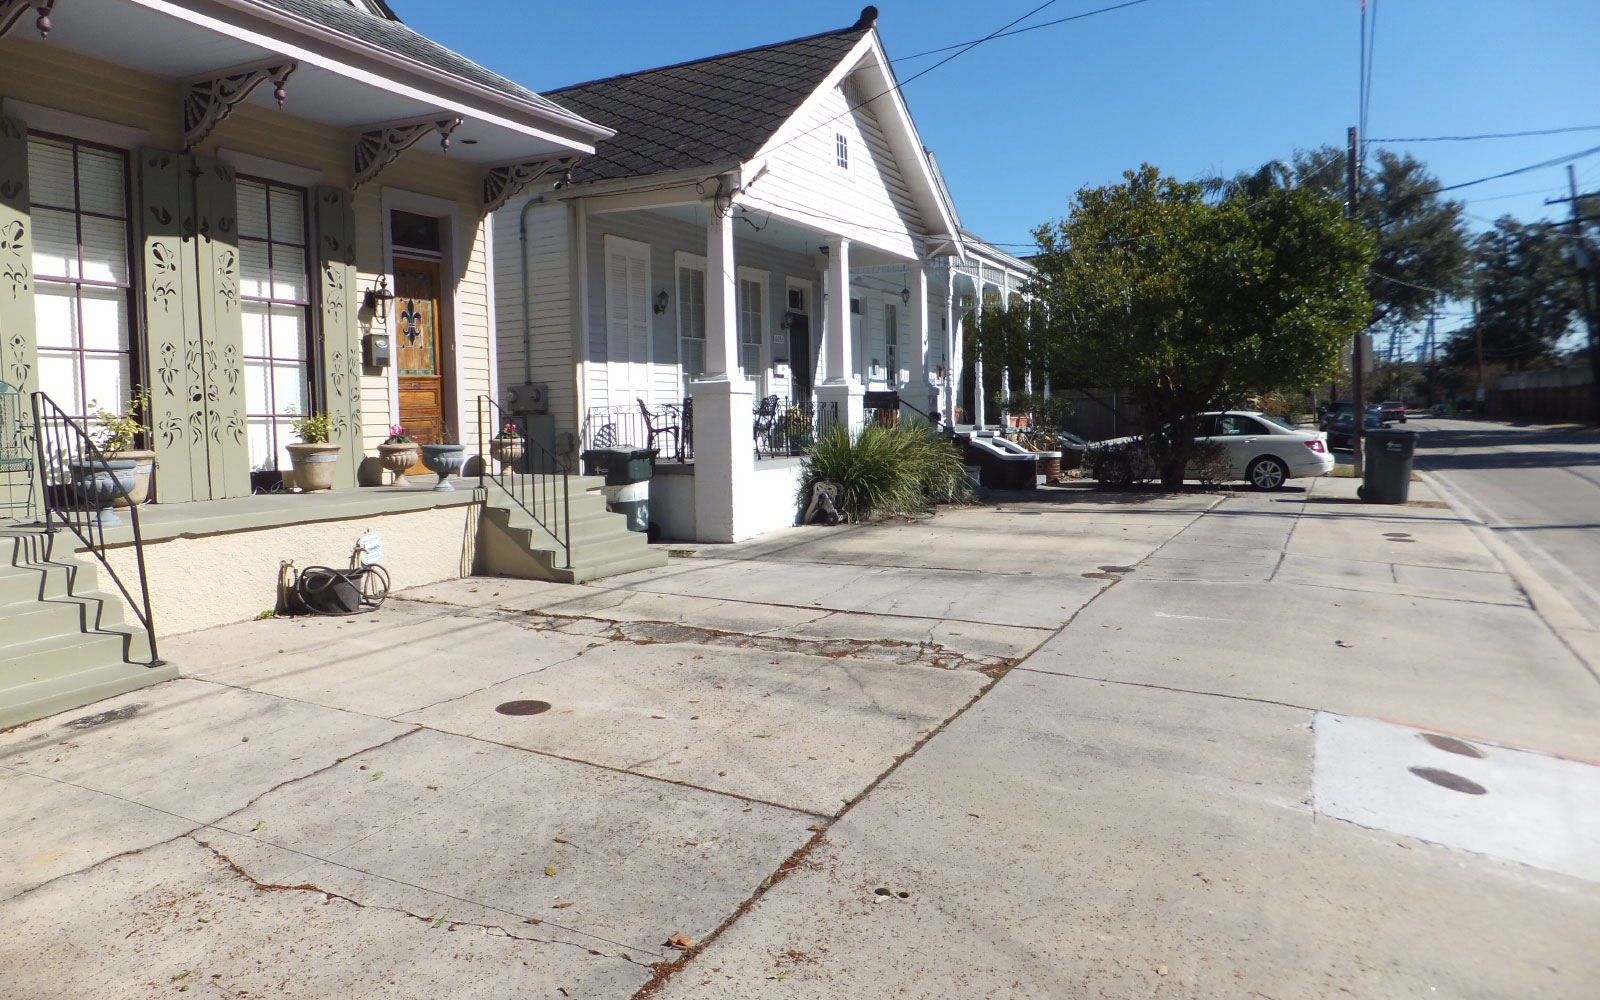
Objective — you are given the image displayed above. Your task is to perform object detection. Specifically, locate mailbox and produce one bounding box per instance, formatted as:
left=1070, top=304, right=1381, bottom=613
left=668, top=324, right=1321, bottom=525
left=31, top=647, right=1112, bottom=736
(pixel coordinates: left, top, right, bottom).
left=363, top=333, right=391, bottom=368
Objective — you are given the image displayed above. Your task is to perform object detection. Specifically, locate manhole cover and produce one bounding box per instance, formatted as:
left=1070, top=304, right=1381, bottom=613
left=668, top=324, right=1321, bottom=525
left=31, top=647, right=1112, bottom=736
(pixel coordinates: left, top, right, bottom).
left=495, top=700, right=552, bottom=716
left=1420, top=733, right=1486, bottom=758
left=1408, top=766, right=1487, bottom=795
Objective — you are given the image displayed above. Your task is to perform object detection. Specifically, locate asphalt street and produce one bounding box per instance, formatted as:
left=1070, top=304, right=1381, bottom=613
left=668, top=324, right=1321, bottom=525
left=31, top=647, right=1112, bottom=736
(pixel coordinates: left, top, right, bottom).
left=1411, top=416, right=1600, bottom=632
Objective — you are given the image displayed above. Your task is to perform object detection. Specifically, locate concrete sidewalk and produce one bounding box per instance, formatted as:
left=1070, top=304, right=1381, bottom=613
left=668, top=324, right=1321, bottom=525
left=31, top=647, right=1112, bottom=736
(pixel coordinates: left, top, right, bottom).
left=3, top=481, right=1597, bottom=998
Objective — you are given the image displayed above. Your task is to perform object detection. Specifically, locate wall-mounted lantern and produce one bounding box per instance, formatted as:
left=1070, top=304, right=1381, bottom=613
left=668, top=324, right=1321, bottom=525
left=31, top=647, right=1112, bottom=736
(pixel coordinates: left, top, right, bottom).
left=653, top=289, right=670, bottom=315
left=362, top=276, right=395, bottom=324
left=900, top=286, right=911, bottom=305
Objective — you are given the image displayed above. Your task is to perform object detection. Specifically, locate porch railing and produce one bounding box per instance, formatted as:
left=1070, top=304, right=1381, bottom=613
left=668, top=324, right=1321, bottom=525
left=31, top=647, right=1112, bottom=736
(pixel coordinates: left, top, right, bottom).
left=30, top=391, right=161, bottom=666
left=581, top=401, right=693, bottom=462
left=754, top=396, right=818, bottom=459
left=477, top=396, right=571, bottom=570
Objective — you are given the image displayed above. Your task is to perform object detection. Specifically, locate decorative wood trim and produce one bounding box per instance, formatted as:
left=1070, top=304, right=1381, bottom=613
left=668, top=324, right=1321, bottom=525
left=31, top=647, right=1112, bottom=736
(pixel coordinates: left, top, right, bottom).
left=182, top=59, right=297, bottom=150
left=0, top=0, right=52, bottom=41
left=482, top=153, right=581, bottom=212
left=352, top=114, right=462, bottom=189
left=317, top=186, right=361, bottom=488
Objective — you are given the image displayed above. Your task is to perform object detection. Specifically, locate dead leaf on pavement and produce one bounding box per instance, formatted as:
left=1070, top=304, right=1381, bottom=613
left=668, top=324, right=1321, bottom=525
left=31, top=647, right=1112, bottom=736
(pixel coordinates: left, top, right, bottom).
left=552, top=902, right=574, bottom=909
left=667, top=933, right=695, bottom=950
left=1158, top=965, right=1169, bottom=976
left=651, top=714, right=666, bottom=720
left=544, top=866, right=557, bottom=877
left=807, top=824, right=823, bottom=832
left=1335, top=640, right=1353, bottom=648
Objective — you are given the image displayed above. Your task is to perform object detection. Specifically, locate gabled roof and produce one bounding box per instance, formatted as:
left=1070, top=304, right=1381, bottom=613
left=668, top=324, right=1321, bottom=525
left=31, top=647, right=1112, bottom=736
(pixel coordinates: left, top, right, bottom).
left=249, top=0, right=576, bottom=120
left=546, top=19, right=873, bottom=183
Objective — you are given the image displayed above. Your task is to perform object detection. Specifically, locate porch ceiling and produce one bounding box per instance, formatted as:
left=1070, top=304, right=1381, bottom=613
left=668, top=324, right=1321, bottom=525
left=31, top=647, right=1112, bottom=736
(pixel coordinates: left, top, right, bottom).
left=28, top=0, right=597, bottom=163
left=646, top=202, right=915, bottom=268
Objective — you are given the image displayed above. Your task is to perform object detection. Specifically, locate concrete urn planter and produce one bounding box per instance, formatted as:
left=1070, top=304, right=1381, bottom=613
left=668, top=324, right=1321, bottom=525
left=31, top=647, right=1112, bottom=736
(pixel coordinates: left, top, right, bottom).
left=69, top=458, right=138, bottom=525
left=489, top=436, right=523, bottom=471
left=104, top=448, right=155, bottom=506
left=287, top=443, right=341, bottom=493
left=419, top=443, right=465, bottom=492
left=376, top=442, right=419, bottom=486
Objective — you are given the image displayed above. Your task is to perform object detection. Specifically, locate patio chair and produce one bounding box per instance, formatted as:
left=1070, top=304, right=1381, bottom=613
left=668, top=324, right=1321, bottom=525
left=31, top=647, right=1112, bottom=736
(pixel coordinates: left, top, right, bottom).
left=752, top=395, right=779, bottom=456
left=637, top=398, right=680, bottom=460
left=0, top=381, right=35, bottom=520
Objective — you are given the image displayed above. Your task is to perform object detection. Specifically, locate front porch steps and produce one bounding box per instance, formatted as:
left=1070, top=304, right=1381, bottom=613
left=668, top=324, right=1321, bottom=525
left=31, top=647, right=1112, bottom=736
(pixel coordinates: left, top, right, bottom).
left=0, top=527, right=176, bottom=730
left=477, top=475, right=667, bottom=584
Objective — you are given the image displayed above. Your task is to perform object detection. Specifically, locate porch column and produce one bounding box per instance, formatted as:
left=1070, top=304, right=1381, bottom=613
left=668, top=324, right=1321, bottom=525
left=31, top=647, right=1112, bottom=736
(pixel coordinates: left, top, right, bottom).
left=944, top=267, right=958, bottom=426
left=901, top=263, right=935, bottom=426
left=972, top=284, right=986, bottom=428
left=998, top=289, right=1012, bottom=428
left=816, top=236, right=863, bottom=431
left=689, top=197, right=755, bottom=542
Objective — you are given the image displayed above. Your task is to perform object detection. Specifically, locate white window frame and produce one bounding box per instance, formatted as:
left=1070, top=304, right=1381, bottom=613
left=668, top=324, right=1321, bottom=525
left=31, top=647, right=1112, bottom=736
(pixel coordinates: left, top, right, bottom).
left=381, top=188, right=461, bottom=441
left=736, top=266, right=768, bottom=389
left=883, top=298, right=899, bottom=389
left=835, top=132, right=850, bottom=171
left=674, top=250, right=708, bottom=389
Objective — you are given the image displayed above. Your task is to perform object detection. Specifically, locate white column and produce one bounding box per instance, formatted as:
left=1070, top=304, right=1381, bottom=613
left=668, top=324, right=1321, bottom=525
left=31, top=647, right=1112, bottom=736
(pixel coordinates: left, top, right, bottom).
left=972, top=283, right=987, bottom=428
left=816, top=236, right=863, bottom=431
left=944, top=267, right=958, bottom=426
left=690, top=198, right=754, bottom=542
left=998, top=288, right=1012, bottom=428
left=901, top=263, right=933, bottom=425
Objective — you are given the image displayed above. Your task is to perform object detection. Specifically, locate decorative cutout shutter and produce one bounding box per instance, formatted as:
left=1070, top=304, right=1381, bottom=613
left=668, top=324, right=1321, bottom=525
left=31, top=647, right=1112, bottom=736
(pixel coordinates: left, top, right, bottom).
left=0, top=116, right=36, bottom=398
left=315, top=186, right=360, bottom=489
left=138, top=149, right=248, bottom=501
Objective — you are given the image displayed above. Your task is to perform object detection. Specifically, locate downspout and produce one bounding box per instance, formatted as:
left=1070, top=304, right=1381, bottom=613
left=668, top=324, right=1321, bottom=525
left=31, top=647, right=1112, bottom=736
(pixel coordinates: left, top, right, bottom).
left=518, top=196, right=541, bottom=386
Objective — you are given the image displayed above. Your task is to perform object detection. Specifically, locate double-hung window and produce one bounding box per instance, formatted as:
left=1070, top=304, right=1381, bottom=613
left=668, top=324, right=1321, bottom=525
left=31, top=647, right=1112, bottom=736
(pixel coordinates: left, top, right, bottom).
left=677, top=259, right=706, bottom=384
left=737, top=272, right=764, bottom=382
left=884, top=302, right=899, bottom=387
left=29, top=135, right=133, bottom=424
left=236, top=178, right=312, bottom=474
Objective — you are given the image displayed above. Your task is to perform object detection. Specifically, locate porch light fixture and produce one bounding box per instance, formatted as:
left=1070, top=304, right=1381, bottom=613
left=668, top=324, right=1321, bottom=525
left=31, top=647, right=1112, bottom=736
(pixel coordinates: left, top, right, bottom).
left=900, top=287, right=911, bottom=305
left=780, top=311, right=795, bottom=332
left=363, top=276, right=395, bottom=324
left=653, top=289, right=670, bottom=315
left=936, top=365, right=948, bottom=381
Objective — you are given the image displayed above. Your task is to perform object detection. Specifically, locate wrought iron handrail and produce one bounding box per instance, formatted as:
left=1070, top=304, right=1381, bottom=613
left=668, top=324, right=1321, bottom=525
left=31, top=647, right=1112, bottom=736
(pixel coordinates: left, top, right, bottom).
left=30, top=391, right=161, bottom=665
left=478, top=396, right=571, bottom=569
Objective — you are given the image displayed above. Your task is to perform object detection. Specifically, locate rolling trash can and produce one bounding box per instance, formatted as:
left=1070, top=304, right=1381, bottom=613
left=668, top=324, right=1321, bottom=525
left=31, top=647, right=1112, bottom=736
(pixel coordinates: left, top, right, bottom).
left=1357, top=427, right=1416, bottom=504
left=580, top=446, right=657, bottom=532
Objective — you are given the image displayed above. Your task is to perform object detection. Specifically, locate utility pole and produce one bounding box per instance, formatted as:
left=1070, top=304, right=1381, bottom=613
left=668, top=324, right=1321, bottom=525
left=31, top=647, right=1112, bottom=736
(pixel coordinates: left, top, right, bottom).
left=1547, top=165, right=1599, bottom=421
left=1474, top=298, right=1484, bottom=417
left=1347, top=125, right=1365, bottom=474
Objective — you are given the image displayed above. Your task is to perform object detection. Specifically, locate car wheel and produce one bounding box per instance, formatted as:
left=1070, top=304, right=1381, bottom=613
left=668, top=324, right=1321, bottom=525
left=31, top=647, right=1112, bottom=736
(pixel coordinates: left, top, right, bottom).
left=1247, top=456, right=1288, bottom=491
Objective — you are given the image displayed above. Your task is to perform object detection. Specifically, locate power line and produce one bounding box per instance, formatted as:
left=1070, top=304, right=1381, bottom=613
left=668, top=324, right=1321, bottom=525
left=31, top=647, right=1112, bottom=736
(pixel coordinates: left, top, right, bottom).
left=1365, top=124, right=1600, bottom=143
left=1431, top=143, right=1600, bottom=195
left=889, top=0, right=1159, bottom=63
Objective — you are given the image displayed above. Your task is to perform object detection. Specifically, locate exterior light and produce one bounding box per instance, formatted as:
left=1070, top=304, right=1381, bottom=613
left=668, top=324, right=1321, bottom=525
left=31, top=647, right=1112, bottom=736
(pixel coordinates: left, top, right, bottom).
left=900, top=286, right=911, bottom=305
left=653, top=289, right=670, bottom=314
left=362, top=276, right=395, bottom=323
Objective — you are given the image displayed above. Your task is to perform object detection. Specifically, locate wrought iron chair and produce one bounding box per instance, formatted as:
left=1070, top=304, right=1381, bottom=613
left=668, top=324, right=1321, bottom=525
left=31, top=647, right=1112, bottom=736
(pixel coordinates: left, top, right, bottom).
left=638, top=397, right=681, bottom=460
left=752, top=395, right=780, bottom=457
left=0, top=381, right=35, bottom=520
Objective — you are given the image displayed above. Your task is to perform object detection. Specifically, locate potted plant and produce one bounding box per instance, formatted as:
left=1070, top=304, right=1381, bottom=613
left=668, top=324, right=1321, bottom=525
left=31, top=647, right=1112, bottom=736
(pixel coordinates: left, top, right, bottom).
left=419, top=432, right=465, bottom=492
left=376, top=424, right=418, bottom=486
left=286, top=410, right=339, bottom=492
left=489, top=422, right=523, bottom=471
left=91, top=388, right=154, bottom=506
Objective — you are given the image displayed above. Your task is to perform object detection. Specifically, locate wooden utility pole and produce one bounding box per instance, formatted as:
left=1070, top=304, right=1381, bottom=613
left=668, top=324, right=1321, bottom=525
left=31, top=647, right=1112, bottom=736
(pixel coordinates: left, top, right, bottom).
left=1557, top=166, right=1599, bottom=421
left=1474, top=298, right=1484, bottom=417
left=1348, top=126, right=1365, bottom=474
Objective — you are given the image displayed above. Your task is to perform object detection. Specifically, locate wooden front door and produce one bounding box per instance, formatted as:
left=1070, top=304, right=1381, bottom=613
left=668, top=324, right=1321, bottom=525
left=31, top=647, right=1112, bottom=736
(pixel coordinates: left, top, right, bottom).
left=395, top=257, right=444, bottom=470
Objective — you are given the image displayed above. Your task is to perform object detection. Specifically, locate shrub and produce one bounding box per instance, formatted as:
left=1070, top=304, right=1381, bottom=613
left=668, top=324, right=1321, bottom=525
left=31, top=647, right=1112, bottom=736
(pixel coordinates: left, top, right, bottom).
left=797, top=421, right=972, bottom=521
left=1083, top=439, right=1153, bottom=489
left=288, top=410, right=333, bottom=445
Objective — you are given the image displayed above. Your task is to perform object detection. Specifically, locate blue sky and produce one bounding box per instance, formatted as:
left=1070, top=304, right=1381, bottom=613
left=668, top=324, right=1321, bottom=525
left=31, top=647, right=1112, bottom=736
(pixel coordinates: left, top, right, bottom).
left=396, top=0, right=1598, bottom=336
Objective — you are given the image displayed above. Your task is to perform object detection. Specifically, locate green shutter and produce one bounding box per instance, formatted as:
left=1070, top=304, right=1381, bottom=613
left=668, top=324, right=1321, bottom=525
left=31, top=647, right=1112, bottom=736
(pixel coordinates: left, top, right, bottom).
left=0, top=116, right=40, bottom=514
left=191, top=155, right=248, bottom=498
left=316, top=186, right=360, bottom=488
left=138, top=149, right=249, bottom=501
left=139, top=148, right=201, bottom=502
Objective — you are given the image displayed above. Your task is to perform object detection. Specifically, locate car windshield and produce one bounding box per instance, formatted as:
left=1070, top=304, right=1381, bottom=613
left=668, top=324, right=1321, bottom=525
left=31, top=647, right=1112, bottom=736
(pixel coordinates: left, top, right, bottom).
left=1260, top=414, right=1296, bottom=431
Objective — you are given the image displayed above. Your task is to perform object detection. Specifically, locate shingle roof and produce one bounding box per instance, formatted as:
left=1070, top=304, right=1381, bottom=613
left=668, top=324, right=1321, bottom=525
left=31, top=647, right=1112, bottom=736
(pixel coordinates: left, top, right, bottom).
left=546, top=23, right=872, bottom=183
left=249, top=0, right=577, bottom=120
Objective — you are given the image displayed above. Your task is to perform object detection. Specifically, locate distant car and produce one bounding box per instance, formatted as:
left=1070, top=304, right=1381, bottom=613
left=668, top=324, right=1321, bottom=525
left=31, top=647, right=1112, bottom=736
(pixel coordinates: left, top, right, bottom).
left=1379, top=400, right=1407, bottom=423
left=1318, top=400, right=1383, bottom=432
left=1088, top=411, right=1334, bottom=490
left=1325, top=410, right=1389, bottom=450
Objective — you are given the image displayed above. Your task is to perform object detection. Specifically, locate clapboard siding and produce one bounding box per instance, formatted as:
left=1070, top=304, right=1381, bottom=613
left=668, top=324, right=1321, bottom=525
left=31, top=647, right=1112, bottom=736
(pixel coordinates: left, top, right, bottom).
left=493, top=199, right=580, bottom=438
left=742, top=72, right=924, bottom=260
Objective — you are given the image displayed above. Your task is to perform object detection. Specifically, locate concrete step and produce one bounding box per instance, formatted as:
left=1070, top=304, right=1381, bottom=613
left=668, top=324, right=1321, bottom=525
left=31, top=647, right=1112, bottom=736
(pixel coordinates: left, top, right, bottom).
left=0, top=589, right=127, bottom=639
left=568, top=547, right=669, bottom=583
left=0, top=657, right=178, bottom=731
left=0, top=625, right=153, bottom=691
left=0, top=557, right=87, bottom=605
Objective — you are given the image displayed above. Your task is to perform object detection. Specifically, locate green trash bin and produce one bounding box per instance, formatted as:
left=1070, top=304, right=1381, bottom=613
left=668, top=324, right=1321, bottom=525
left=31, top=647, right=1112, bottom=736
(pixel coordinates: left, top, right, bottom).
left=1357, top=427, right=1416, bottom=504
left=581, top=446, right=657, bottom=532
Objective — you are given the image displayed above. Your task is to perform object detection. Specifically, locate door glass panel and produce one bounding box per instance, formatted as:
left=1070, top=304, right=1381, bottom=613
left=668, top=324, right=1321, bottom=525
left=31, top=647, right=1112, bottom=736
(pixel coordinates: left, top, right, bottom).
left=396, top=268, right=438, bottom=376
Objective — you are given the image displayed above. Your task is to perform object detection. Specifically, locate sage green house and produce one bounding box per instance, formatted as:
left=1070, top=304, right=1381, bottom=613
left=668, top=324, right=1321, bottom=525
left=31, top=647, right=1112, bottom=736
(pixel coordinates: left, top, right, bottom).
left=0, top=0, right=647, bottom=729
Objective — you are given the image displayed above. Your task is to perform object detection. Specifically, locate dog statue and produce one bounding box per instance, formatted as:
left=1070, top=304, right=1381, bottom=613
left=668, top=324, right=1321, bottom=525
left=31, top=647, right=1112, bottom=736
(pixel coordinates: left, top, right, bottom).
left=803, top=481, right=842, bottom=525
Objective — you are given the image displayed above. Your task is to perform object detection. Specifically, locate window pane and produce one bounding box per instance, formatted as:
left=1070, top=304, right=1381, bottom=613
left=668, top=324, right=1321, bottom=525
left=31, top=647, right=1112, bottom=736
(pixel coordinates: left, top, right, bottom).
left=78, top=215, right=128, bottom=283
left=270, top=245, right=306, bottom=301
left=236, top=180, right=270, bottom=239
left=34, top=284, right=78, bottom=349
left=81, top=353, right=127, bottom=415
left=32, top=207, right=79, bottom=279
left=248, top=418, right=274, bottom=472
left=76, top=148, right=126, bottom=217
left=78, top=286, right=129, bottom=352
left=242, top=302, right=269, bottom=355
left=245, top=359, right=271, bottom=413
left=239, top=240, right=271, bottom=298
left=272, top=362, right=306, bottom=417
left=38, top=352, right=83, bottom=415
left=268, top=186, right=304, bottom=244
left=26, top=138, right=75, bottom=208
left=269, top=305, right=307, bottom=361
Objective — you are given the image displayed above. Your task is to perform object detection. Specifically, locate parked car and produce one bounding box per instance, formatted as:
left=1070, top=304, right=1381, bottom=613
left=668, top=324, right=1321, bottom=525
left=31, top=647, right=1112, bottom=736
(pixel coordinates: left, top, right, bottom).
left=1318, top=400, right=1383, bottom=431
left=1378, top=400, right=1407, bottom=423
left=1087, top=411, right=1334, bottom=490
left=1325, top=409, right=1389, bottom=450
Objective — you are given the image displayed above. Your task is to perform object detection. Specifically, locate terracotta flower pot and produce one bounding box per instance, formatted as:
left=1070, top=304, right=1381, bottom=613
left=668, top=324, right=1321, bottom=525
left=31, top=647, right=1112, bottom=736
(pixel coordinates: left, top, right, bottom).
left=105, top=448, right=155, bottom=506
left=287, top=442, right=341, bottom=493
left=377, top=442, right=419, bottom=486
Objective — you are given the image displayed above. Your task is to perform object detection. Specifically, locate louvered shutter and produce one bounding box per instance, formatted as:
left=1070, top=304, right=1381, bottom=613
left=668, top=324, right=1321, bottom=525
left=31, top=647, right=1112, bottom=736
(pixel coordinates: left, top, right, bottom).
left=605, top=239, right=650, bottom=407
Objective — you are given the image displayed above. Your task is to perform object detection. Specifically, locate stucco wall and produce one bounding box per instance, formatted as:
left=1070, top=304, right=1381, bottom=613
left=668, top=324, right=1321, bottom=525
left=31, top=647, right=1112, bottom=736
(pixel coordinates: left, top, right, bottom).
left=648, top=468, right=697, bottom=542
left=743, top=461, right=803, bottom=539
left=101, top=505, right=478, bottom=636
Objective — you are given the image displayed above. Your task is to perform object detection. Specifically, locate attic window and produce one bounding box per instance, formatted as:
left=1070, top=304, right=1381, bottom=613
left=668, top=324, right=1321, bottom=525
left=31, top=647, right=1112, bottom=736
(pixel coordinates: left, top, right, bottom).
left=835, top=133, right=849, bottom=170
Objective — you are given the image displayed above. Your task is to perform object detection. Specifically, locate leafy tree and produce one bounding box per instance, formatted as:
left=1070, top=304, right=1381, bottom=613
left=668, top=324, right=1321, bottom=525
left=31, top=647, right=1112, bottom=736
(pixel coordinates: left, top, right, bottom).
left=1030, top=164, right=1372, bottom=487
left=1444, top=218, right=1582, bottom=370
left=1289, top=146, right=1471, bottom=327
